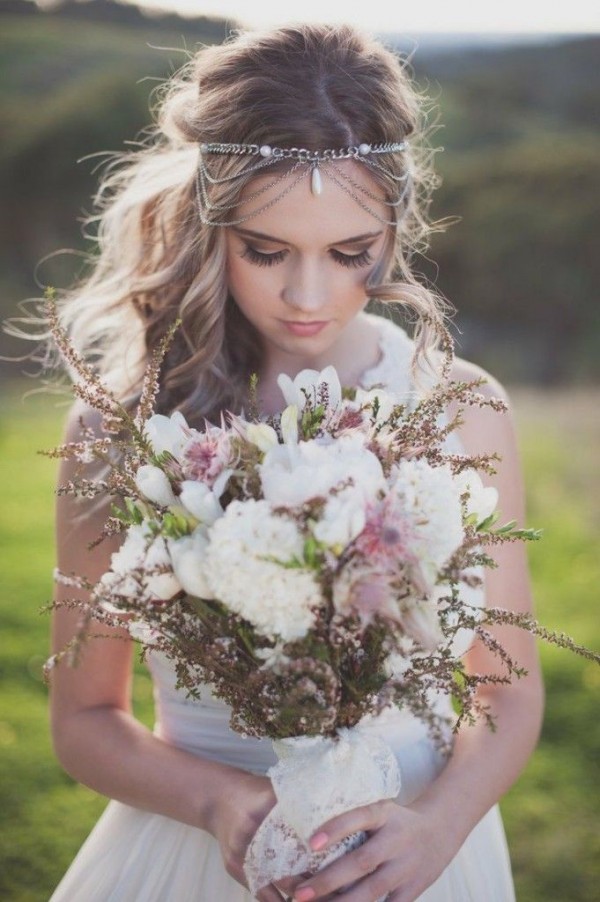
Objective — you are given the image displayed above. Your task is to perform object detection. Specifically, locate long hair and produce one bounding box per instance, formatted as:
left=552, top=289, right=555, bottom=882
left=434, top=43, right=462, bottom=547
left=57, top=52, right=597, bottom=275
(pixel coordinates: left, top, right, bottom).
left=13, top=23, right=452, bottom=425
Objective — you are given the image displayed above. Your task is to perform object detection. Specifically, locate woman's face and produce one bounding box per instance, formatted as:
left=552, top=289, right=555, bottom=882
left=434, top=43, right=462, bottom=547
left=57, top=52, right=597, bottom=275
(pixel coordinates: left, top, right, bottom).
left=225, top=160, right=391, bottom=373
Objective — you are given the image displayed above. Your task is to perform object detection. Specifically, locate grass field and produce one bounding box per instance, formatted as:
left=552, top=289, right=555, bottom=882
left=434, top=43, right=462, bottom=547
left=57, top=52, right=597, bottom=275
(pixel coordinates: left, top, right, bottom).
left=1, top=383, right=598, bottom=901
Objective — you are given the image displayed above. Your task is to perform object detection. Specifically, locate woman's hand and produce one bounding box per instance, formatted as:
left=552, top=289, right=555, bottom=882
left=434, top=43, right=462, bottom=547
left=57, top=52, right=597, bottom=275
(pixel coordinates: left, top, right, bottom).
left=208, top=769, right=290, bottom=901
left=287, top=798, right=461, bottom=902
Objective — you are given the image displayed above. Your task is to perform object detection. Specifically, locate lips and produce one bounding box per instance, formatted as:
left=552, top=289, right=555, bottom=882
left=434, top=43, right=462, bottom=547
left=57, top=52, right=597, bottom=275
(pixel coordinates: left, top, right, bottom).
left=282, top=320, right=329, bottom=336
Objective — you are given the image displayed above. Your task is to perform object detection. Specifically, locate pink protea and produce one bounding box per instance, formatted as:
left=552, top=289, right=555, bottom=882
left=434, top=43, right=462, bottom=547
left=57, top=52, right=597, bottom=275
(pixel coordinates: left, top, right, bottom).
left=333, top=567, right=400, bottom=627
left=333, top=407, right=366, bottom=433
left=182, top=426, right=232, bottom=486
left=354, top=496, right=418, bottom=571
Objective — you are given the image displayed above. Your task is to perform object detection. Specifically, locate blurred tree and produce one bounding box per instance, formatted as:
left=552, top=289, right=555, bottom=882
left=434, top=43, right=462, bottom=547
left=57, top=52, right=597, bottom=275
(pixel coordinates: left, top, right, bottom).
left=1, top=4, right=598, bottom=383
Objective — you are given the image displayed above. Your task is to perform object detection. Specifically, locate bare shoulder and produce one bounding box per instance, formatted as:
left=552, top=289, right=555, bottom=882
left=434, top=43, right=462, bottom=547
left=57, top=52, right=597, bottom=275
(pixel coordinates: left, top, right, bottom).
left=445, top=355, right=516, bottom=458
left=449, top=355, right=509, bottom=402
left=56, top=399, right=122, bottom=563
left=62, top=397, right=107, bottom=444
left=444, top=355, right=527, bottom=526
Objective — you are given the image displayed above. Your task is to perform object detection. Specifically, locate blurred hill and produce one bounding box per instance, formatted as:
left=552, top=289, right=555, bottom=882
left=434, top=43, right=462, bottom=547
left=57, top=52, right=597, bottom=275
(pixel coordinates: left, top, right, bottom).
left=1, top=0, right=599, bottom=383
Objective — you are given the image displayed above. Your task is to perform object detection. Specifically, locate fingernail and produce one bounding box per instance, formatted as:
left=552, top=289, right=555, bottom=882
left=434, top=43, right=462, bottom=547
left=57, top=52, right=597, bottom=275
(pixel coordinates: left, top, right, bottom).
left=309, top=831, right=329, bottom=851
left=294, top=889, right=316, bottom=902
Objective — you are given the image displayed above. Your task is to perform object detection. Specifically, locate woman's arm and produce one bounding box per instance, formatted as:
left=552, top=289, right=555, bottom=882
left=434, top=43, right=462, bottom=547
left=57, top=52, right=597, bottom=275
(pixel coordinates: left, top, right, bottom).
left=49, top=402, right=281, bottom=900
left=289, top=363, right=544, bottom=902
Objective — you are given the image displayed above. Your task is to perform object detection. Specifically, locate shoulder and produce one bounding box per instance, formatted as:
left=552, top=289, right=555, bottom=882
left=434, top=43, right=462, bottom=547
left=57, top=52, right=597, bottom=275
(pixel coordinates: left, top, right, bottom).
left=444, top=355, right=526, bottom=516
left=448, top=355, right=509, bottom=406
left=62, top=398, right=106, bottom=444
left=444, top=354, right=515, bottom=455
left=56, top=400, right=118, bottom=540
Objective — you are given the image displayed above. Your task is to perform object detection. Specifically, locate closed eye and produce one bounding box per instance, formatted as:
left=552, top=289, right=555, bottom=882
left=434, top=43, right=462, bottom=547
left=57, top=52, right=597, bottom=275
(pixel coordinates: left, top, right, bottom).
left=330, top=248, right=373, bottom=269
left=241, top=245, right=287, bottom=267
left=240, top=244, right=374, bottom=269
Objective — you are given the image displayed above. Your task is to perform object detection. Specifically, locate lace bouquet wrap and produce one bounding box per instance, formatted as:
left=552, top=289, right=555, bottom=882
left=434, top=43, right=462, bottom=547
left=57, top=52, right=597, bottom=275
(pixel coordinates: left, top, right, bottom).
left=49, top=300, right=594, bottom=895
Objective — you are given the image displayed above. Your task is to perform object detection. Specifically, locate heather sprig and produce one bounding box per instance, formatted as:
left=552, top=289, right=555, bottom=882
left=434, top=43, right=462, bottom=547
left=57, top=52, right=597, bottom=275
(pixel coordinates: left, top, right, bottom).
left=44, top=306, right=599, bottom=750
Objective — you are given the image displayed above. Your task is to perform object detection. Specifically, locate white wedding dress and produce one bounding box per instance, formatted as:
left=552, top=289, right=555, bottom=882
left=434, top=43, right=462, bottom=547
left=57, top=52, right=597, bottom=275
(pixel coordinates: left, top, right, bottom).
left=49, top=313, right=516, bottom=901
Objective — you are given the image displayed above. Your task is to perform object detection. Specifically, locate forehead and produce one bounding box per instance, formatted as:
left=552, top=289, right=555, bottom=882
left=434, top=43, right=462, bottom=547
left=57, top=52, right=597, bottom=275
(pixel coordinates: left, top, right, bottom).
left=233, top=159, right=388, bottom=244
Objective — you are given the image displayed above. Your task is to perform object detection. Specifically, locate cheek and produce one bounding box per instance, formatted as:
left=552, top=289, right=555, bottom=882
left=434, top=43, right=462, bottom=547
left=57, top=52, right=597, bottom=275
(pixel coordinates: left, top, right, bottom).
left=227, top=256, right=268, bottom=310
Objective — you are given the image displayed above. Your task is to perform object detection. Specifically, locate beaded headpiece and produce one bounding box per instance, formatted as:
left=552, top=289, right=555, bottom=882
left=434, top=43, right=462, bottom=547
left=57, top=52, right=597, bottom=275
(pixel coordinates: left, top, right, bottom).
left=195, top=140, right=411, bottom=227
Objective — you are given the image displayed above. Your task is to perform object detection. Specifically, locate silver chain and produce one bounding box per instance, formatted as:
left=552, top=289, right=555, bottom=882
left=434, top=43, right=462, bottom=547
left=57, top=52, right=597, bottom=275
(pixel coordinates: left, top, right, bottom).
left=194, top=140, right=412, bottom=228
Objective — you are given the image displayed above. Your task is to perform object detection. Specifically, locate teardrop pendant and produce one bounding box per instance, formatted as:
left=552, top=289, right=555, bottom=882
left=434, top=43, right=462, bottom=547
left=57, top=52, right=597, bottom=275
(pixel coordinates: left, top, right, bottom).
left=311, top=165, right=323, bottom=196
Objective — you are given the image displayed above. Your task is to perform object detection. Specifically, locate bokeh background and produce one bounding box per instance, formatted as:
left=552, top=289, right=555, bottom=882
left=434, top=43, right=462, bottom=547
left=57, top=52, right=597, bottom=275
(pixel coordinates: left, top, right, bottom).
left=1, top=1, right=598, bottom=899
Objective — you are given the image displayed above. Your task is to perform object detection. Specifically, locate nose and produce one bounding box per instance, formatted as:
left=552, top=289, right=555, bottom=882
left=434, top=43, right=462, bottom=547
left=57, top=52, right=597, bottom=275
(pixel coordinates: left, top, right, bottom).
left=281, top=256, right=328, bottom=314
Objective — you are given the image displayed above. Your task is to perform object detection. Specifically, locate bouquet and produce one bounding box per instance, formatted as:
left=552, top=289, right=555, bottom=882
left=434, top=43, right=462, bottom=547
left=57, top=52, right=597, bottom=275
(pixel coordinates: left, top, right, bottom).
left=43, top=291, right=598, bottom=894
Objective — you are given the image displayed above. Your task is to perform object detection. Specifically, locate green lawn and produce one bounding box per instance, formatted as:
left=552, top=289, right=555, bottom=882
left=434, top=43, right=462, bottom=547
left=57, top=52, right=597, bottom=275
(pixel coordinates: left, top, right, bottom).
left=0, top=383, right=598, bottom=901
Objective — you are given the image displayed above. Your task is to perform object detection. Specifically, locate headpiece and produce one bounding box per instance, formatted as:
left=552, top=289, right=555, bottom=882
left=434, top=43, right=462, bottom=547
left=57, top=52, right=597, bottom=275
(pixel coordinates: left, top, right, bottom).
left=195, top=140, right=411, bottom=227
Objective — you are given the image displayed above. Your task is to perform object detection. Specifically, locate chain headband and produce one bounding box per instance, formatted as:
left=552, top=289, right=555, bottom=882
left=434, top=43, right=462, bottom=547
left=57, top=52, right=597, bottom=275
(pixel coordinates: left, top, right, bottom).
left=195, top=140, right=411, bottom=227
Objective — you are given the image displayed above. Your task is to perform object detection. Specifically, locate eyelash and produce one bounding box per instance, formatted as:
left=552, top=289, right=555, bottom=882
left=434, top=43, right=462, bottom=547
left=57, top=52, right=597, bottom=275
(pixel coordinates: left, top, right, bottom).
left=240, top=245, right=373, bottom=269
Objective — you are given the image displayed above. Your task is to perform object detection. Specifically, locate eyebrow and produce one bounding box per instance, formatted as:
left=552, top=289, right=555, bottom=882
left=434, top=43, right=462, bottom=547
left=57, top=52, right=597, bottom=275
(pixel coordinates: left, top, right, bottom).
left=231, top=227, right=383, bottom=247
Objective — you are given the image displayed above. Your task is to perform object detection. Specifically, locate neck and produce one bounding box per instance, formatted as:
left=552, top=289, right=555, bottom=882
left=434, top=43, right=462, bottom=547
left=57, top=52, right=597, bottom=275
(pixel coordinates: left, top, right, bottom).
left=257, top=312, right=381, bottom=413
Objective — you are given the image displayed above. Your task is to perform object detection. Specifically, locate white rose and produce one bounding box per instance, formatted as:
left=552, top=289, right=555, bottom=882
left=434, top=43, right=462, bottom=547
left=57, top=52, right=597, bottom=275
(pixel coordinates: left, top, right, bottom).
left=144, top=411, right=190, bottom=459
left=277, top=365, right=342, bottom=412
left=135, top=464, right=178, bottom=508
left=168, top=529, right=214, bottom=598
left=179, top=480, right=223, bottom=525
left=260, top=433, right=385, bottom=508
left=312, top=491, right=366, bottom=548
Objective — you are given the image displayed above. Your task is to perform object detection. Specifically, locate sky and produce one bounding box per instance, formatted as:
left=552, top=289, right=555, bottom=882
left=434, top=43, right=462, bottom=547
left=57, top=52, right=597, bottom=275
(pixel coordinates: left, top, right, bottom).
left=127, top=0, right=600, bottom=34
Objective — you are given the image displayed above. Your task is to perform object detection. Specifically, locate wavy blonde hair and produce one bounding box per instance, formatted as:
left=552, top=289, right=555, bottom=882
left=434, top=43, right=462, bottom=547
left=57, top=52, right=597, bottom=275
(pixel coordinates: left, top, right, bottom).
left=14, top=23, right=452, bottom=425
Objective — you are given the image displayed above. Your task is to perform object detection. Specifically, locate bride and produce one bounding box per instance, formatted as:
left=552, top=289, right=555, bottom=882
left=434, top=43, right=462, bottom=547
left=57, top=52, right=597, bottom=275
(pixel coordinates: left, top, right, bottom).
left=46, top=22, right=543, bottom=901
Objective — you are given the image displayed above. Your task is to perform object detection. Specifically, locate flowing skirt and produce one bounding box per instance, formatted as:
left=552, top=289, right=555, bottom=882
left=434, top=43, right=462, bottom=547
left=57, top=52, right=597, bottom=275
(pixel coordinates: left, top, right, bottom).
left=50, top=796, right=514, bottom=901
left=50, top=656, right=516, bottom=900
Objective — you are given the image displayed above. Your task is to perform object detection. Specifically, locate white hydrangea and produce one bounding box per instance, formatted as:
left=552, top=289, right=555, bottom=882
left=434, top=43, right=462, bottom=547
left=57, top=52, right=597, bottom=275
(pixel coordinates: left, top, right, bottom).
left=203, top=499, right=322, bottom=641
left=99, top=522, right=181, bottom=602
left=389, top=459, right=465, bottom=590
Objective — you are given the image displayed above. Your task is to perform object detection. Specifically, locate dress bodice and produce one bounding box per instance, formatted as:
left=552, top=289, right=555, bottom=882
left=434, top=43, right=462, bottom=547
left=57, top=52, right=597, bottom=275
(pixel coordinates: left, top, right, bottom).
left=146, top=313, right=484, bottom=801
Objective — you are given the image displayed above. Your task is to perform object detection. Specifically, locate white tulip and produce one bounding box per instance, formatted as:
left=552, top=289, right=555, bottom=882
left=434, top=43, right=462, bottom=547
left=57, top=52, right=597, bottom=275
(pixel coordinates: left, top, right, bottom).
left=277, top=365, right=342, bottom=412
left=280, top=404, right=299, bottom=444
left=144, top=411, right=190, bottom=459
left=179, top=480, right=223, bottom=525
left=168, top=529, right=214, bottom=599
left=354, top=387, right=396, bottom=422
left=212, top=467, right=233, bottom=499
left=135, top=464, right=178, bottom=508
left=246, top=422, right=279, bottom=452
left=146, top=571, right=182, bottom=601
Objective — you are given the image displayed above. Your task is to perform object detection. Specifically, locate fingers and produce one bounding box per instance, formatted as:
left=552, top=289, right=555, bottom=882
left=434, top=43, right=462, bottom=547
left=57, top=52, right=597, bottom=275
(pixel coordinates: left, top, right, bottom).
left=276, top=874, right=307, bottom=894
left=308, top=800, right=395, bottom=853
left=256, top=885, right=289, bottom=902
left=293, top=841, right=392, bottom=900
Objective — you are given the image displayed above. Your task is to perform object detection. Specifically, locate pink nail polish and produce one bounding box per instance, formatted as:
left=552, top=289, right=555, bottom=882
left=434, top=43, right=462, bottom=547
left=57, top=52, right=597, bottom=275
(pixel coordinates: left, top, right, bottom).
left=310, top=831, right=329, bottom=851
left=295, top=889, right=316, bottom=902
